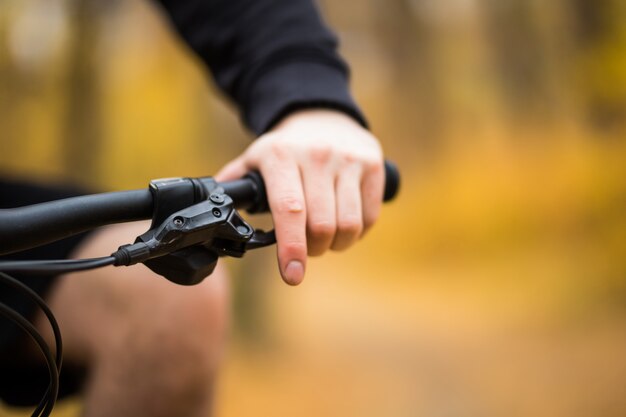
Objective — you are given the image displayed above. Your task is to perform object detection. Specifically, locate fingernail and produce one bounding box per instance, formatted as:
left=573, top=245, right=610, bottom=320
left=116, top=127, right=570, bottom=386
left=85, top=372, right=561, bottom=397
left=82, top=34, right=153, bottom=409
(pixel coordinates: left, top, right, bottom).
left=284, top=260, right=304, bottom=285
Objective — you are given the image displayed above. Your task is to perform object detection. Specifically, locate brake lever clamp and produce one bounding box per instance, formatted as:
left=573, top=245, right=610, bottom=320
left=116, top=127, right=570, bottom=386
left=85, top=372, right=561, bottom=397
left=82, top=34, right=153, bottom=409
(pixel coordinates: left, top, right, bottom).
left=112, top=177, right=276, bottom=285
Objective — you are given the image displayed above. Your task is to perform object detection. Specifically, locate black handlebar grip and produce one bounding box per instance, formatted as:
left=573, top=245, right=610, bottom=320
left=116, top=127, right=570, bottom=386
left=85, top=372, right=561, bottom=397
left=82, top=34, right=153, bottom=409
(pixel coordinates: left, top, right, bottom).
left=222, top=159, right=399, bottom=214
left=383, top=159, right=400, bottom=202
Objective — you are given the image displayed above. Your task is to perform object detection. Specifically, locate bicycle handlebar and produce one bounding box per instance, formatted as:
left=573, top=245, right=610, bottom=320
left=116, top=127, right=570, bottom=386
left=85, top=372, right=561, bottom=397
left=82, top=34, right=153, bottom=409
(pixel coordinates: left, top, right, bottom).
left=0, top=161, right=399, bottom=255
left=220, top=160, right=400, bottom=213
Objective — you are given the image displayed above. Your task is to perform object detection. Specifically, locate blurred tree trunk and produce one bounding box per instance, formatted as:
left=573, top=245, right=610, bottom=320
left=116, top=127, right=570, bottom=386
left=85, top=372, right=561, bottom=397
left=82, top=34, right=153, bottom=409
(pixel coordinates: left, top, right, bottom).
left=567, top=0, right=626, bottom=133
left=569, top=0, right=608, bottom=45
left=480, top=0, right=555, bottom=126
left=63, top=0, right=102, bottom=182
left=0, top=6, right=13, bottom=156
left=381, top=0, right=445, bottom=156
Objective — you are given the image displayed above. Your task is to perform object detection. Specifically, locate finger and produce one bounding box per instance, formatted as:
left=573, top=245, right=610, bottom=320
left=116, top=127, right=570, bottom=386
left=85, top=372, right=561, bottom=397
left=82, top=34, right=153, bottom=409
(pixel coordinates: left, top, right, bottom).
left=331, top=165, right=364, bottom=251
left=360, top=160, right=385, bottom=235
left=214, top=157, right=249, bottom=182
left=260, top=161, right=307, bottom=285
left=303, top=168, right=336, bottom=257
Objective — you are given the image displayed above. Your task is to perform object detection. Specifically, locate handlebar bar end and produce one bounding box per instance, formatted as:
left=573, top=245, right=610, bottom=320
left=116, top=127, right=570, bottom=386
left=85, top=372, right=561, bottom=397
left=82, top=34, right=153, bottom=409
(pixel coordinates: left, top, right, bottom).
left=383, top=160, right=400, bottom=202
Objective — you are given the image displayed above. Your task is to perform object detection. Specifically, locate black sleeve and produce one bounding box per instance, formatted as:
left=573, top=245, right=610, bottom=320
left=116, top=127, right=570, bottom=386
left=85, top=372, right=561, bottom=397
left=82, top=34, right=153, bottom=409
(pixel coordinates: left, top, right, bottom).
left=153, top=0, right=367, bottom=135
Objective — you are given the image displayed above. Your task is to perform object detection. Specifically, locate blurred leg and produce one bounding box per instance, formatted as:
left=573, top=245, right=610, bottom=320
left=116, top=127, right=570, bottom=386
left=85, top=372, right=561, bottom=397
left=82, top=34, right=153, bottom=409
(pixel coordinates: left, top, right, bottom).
left=33, top=222, right=230, bottom=417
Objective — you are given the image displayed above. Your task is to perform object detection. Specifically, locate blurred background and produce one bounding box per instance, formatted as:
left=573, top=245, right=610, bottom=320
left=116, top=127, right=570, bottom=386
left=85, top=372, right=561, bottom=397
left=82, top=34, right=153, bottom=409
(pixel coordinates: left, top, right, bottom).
left=1, top=0, right=626, bottom=416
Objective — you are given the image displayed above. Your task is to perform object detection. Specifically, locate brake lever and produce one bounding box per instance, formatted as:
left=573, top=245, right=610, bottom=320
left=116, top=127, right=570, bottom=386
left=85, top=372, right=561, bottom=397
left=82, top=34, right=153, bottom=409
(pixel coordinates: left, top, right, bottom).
left=245, top=229, right=276, bottom=250
left=112, top=179, right=276, bottom=285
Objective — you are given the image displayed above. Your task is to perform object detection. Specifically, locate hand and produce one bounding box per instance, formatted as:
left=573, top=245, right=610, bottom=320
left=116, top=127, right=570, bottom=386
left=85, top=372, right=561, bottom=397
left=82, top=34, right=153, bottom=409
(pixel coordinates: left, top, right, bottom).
left=215, top=109, right=384, bottom=285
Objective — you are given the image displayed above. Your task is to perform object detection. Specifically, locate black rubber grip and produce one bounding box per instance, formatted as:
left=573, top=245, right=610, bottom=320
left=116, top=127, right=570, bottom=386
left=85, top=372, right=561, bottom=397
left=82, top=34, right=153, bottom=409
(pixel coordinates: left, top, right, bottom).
left=383, top=160, right=400, bottom=202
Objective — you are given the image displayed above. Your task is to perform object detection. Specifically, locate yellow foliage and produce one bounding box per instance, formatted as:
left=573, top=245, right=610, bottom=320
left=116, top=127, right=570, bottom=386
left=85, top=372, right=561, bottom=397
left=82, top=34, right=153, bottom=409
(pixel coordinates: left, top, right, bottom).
left=1, top=1, right=625, bottom=416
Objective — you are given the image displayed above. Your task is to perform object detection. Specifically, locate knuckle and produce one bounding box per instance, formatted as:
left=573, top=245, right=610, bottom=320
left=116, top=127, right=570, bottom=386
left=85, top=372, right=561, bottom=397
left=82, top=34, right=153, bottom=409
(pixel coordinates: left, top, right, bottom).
left=281, top=240, right=307, bottom=257
left=309, top=144, right=332, bottom=165
left=341, top=152, right=358, bottom=165
left=353, top=149, right=382, bottom=172
left=337, top=217, right=363, bottom=236
left=259, top=138, right=290, bottom=161
left=308, top=220, right=336, bottom=239
left=365, top=157, right=384, bottom=174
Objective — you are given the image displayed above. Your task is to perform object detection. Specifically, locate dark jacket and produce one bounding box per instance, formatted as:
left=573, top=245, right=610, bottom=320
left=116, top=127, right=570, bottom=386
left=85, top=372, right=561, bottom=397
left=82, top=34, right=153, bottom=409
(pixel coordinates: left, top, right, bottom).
left=155, top=0, right=366, bottom=134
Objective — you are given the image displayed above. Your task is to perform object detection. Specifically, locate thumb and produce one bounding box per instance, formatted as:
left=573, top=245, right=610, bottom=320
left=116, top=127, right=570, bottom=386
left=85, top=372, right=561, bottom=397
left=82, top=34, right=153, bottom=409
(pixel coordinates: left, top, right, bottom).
left=214, top=157, right=249, bottom=182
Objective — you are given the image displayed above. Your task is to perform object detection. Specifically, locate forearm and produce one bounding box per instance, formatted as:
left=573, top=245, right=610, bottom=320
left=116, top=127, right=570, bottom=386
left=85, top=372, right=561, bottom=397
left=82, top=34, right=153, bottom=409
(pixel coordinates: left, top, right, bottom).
left=152, top=0, right=366, bottom=134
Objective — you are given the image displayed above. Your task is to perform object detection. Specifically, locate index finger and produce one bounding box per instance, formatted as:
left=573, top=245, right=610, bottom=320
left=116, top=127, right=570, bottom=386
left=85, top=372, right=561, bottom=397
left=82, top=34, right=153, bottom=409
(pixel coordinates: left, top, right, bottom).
left=259, top=161, right=307, bottom=285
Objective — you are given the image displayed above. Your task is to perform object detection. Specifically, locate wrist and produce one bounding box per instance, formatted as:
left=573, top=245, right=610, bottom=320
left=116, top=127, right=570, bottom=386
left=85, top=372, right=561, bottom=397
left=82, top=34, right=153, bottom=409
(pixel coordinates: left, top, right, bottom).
left=272, top=108, right=366, bottom=132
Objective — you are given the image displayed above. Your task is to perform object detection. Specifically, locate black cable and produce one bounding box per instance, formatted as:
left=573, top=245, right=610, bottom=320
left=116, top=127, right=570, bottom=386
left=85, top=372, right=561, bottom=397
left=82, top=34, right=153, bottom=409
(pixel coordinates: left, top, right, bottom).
left=0, top=272, right=63, bottom=368
left=0, top=256, right=116, bottom=274
left=0, top=303, right=58, bottom=417
left=0, top=257, right=115, bottom=416
left=0, top=257, right=115, bottom=415
left=0, top=272, right=63, bottom=417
